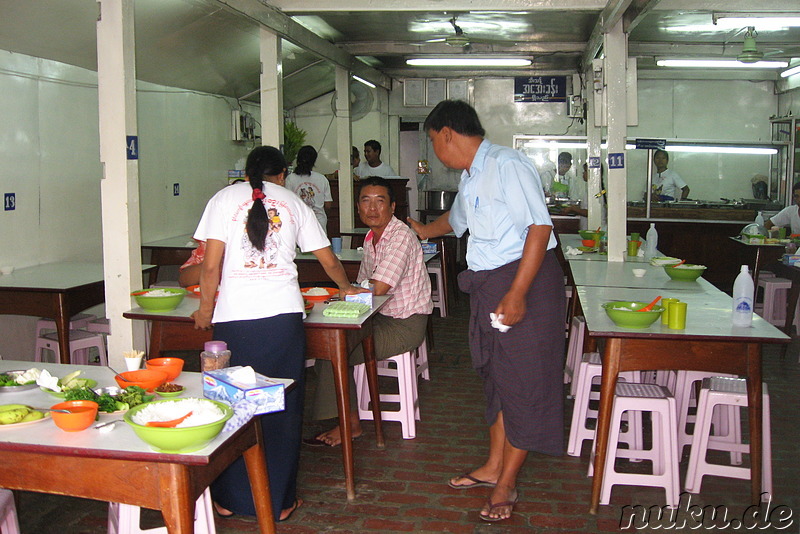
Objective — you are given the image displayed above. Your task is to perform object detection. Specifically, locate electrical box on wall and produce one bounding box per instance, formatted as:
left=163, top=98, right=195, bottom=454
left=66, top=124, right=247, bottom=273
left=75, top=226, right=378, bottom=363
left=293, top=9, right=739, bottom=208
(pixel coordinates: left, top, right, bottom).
left=568, top=96, right=585, bottom=118
left=232, top=110, right=255, bottom=141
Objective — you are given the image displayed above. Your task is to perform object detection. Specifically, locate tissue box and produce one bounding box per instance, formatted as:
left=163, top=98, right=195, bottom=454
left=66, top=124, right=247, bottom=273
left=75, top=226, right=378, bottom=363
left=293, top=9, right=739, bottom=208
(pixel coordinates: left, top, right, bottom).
left=345, top=292, right=373, bottom=307
left=203, top=366, right=285, bottom=415
left=783, top=254, right=800, bottom=266
left=421, top=242, right=438, bottom=254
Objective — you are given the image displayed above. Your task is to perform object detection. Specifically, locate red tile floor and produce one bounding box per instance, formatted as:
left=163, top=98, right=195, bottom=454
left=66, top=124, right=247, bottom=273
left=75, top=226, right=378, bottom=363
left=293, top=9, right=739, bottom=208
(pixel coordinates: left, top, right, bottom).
left=16, top=294, right=800, bottom=533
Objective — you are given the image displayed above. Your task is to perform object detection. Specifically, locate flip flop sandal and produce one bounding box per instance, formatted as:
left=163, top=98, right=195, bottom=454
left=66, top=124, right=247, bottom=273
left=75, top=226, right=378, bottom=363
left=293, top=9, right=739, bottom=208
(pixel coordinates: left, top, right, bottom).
left=447, top=473, right=497, bottom=489
left=278, top=498, right=302, bottom=522
left=479, top=492, right=518, bottom=522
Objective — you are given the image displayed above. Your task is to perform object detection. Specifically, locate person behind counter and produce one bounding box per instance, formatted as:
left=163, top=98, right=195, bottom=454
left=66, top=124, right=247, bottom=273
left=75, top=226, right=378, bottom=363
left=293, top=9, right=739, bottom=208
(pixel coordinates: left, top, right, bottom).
left=304, top=176, right=433, bottom=447
left=286, top=145, right=333, bottom=231
left=408, top=100, right=564, bottom=522
left=765, top=182, right=800, bottom=234
left=191, top=145, right=364, bottom=521
left=355, top=139, right=396, bottom=177
left=649, top=149, right=689, bottom=201
left=562, top=163, right=607, bottom=230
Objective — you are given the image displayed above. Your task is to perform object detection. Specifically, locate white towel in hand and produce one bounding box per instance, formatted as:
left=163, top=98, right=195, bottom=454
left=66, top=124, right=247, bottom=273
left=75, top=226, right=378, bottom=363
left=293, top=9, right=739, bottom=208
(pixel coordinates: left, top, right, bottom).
left=489, top=313, right=511, bottom=333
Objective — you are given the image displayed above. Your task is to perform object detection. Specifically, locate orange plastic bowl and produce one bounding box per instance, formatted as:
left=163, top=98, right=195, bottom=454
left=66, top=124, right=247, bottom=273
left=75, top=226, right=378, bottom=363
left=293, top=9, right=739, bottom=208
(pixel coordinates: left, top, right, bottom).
left=115, top=369, right=169, bottom=392
left=145, top=357, right=184, bottom=382
left=301, top=287, right=339, bottom=302
left=581, top=239, right=596, bottom=247
left=50, top=400, right=99, bottom=432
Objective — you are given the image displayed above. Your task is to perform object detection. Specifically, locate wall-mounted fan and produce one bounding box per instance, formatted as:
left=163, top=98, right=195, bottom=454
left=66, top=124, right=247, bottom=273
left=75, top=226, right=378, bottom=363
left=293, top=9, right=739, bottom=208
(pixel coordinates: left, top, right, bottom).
left=420, top=16, right=516, bottom=51
left=330, top=82, right=374, bottom=122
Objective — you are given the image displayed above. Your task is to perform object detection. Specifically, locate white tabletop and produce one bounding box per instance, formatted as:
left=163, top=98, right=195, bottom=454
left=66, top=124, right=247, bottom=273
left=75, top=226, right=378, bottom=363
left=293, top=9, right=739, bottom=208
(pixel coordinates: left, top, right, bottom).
left=142, top=234, right=196, bottom=249
left=560, top=234, right=653, bottom=263
left=0, top=263, right=156, bottom=291
left=577, top=286, right=789, bottom=342
left=295, top=249, right=437, bottom=265
left=0, top=361, right=243, bottom=458
left=567, top=260, right=718, bottom=293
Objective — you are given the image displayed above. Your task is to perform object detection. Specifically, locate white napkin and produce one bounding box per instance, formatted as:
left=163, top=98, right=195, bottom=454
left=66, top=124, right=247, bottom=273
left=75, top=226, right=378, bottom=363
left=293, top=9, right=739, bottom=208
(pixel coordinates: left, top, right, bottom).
left=223, top=399, right=260, bottom=433
left=489, top=313, right=511, bottom=333
left=227, top=366, right=257, bottom=385
left=360, top=279, right=371, bottom=289
left=36, top=369, right=61, bottom=392
left=565, top=246, right=583, bottom=256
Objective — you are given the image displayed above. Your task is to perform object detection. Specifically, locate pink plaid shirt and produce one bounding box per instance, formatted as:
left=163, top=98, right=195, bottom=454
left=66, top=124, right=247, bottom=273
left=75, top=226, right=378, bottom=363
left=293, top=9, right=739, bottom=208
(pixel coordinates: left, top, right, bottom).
left=358, top=216, right=433, bottom=319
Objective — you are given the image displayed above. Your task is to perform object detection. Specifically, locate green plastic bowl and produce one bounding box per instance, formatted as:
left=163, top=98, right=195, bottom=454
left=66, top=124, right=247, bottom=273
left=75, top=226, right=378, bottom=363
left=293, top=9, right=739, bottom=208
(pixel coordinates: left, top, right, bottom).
left=579, top=230, right=605, bottom=240
left=602, top=301, right=665, bottom=329
left=124, top=398, right=233, bottom=453
left=132, top=288, right=187, bottom=312
left=663, top=264, right=706, bottom=281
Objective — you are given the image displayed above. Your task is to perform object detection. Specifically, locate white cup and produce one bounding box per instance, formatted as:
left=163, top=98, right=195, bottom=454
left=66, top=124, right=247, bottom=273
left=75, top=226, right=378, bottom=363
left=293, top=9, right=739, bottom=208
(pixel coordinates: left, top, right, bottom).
left=0, top=266, right=13, bottom=275
left=632, top=268, right=647, bottom=278
left=124, top=355, right=143, bottom=371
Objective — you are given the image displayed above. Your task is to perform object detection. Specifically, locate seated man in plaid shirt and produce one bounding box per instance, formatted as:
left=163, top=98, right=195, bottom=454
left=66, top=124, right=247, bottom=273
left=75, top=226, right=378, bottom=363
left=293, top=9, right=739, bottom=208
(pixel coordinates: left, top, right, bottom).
left=305, top=176, right=434, bottom=447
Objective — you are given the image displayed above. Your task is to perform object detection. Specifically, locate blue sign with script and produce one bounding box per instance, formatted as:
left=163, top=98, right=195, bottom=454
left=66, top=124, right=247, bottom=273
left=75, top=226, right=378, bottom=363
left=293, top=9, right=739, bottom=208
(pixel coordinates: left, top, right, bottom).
left=514, top=76, right=567, bottom=103
left=126, top=136, right=139, bottom=160
left=634, top=138, right=666, bottom=150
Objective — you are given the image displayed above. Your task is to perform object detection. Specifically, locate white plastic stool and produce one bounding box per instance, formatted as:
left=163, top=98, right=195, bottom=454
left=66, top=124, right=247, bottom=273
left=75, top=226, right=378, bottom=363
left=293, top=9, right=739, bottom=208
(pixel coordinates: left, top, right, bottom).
left=34, top=330, right=108, bottom=366
left=0, top=490, right=20, bottom=534
left=35, top=313, right=96, bottom=337
left=354, top=350, right=419, bottom=439
left=427, top=259, right=448, bottom=317
left=567, top=352, right=641, bottom=457
left=756, top=277, right=798, bottom=327
left=673, top=370, right=738, bottom=458
left=565, top=316, right=585, bottom=390
left=87, top=317, right=111, bottom=334
left=415, top=338, right=430, bottom=381
left=108, top=488, right=215, bottom=534
left=593, top=382, right=680, bottom=507
left=685, top=377, right=772, bottom=499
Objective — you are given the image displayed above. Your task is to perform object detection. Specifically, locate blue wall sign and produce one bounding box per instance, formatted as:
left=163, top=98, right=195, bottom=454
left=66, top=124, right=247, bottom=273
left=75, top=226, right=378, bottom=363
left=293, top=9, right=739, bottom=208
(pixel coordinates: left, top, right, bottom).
left=634, top=138, right=666, bottom=150
left=4, top=193, right=15, bottom=211
left=514, top=76, right=568, bottom=103
left=608, top=153, right=625, bottom=169
left=588, top=157, right=601, bottom=169
left=126, top=136, right=139, bottom=160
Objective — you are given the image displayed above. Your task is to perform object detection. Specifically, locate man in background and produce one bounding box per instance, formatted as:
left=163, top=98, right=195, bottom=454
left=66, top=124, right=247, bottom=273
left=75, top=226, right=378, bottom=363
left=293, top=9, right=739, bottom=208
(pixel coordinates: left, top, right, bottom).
left=356, top=140, right=396, bottom=177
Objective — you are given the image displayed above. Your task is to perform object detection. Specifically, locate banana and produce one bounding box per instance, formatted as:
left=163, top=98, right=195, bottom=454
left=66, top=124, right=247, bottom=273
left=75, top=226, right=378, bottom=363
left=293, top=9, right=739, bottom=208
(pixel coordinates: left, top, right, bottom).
left=0, top=404, right=30, bottom=412
left=0, top=407, right=30, bottom=424
left=20, top=410, right=44, bottom=422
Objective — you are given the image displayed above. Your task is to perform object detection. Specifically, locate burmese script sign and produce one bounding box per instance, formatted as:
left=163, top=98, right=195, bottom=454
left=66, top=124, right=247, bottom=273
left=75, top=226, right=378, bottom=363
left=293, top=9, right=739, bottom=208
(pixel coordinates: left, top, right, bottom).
left=514, top=76, right=567, bottom=103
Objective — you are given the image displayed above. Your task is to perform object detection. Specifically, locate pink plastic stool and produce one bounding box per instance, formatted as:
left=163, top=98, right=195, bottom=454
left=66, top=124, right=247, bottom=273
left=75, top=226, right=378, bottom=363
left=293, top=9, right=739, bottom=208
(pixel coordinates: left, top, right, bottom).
left=685, top=377, right=772, bottom=499
left=427, top=259, right=448, bottom=317
left=34, top=329, right=108, bottom=366
left=673, top=370, right=738, bottom=458
left=592, top=382, right=680, bottom=507
left=567, top=352, right=641, bottom=457
left=415, top=338, right=430, bottom=381
left=35, top=313, right=96, bottom=337
left=565, top=316, right=585, bottom=391
left=0, top=490, right=20, bottom=534
left=354, top=350, right=420, bottom=439
left=108, top=488, right=215, bottom=534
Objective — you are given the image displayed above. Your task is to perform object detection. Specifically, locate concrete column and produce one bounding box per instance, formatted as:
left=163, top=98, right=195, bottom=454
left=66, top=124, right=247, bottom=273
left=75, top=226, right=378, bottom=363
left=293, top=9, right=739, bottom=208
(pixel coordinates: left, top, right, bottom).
left=260, top=28, right=282, bottom=149
left=585, top=70, right=603, bottom=232
left=96, top=0, right=143, bottom=365
left=604, top=20, right=628, bottom=262
left=335, top=67, right=354, bottom=232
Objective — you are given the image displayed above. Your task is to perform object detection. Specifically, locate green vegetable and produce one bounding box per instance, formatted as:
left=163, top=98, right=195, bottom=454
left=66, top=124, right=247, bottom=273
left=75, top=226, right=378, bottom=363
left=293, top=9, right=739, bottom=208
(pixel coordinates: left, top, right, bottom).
left=118, top=386, right=151, bottom=408
left=0, top=374, right=18, bottom=386
left=64, top=387, right=99, bottom=402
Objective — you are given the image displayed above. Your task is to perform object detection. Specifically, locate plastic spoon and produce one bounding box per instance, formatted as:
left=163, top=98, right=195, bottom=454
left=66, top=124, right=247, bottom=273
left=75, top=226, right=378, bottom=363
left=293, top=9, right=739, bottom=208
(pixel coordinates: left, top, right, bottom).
left=671, top=259, right=687, bottom=267
left=146, top=412, right=193, bottom=428
left=637, top=296, right=662, bottom=312
left=108, top=366, right=132, bottom=382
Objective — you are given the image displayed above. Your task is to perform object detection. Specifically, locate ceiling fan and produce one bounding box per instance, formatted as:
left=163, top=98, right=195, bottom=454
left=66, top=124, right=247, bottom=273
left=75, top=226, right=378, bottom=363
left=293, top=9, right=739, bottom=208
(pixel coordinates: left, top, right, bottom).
left=737, top=26, right=800, bottom=63
left=421, top=16, right=516, bottom=50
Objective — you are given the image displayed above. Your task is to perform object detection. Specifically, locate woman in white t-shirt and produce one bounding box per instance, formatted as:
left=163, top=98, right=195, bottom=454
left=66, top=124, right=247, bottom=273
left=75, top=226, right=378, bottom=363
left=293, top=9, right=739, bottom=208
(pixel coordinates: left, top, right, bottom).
left=191, top=145, right=362, bottom=521
left=286, top=145, right=333, bottom=232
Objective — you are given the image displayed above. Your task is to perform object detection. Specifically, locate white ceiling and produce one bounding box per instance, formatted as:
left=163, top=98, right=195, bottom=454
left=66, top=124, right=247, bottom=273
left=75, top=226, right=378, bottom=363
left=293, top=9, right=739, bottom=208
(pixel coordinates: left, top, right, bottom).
left=0, top=0, right=797, bottom=109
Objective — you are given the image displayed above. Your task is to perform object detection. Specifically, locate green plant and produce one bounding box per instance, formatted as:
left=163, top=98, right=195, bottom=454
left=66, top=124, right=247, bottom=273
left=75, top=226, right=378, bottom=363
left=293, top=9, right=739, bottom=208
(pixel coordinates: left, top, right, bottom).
left=283, top=121, right=307, bottom=167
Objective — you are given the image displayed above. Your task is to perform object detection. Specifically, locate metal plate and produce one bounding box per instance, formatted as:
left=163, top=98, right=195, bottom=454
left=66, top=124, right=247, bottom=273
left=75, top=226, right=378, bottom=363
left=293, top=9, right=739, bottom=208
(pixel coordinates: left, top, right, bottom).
left=0, top=371, right=39, bottom=393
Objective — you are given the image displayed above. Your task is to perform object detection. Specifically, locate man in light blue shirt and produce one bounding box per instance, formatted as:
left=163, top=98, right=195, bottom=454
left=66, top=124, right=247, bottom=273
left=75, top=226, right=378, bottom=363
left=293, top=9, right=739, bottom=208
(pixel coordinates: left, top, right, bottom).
left=408, top=100, right=564, bottom=523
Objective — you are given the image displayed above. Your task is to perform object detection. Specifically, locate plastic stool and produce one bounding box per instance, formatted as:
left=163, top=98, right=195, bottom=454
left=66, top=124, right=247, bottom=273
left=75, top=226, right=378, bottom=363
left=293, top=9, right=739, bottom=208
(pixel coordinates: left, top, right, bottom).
left=593, top=382, right=680, bottom=507
left=35, top=313, right=96, bottom=337
left=674, top=370, right=738, bottom=458
left=567, top=352, right=641, bottom=457
left=415, top=338, right=430, bottom=381
left=34, top=330, right=108, bottom=366
left=0, top=490, right=20, bottom=534
left=354, top=350, right=419, bottom=439
left=685, top=377, right=772, bottom=499
left=108, top=488, right=215, bottom=534
left=565, top=316, right=585, bottom=390
left=427, top=259, right=448, bottom=317
left=87, top=317, right=111, bottom=334
left=757, top=277, right=796, bottom=327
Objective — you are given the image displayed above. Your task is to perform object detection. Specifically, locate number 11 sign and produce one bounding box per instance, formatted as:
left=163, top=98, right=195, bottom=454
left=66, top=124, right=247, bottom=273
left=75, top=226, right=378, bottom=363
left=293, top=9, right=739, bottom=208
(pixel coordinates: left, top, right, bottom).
left=608, top=153, right=624, bottom=169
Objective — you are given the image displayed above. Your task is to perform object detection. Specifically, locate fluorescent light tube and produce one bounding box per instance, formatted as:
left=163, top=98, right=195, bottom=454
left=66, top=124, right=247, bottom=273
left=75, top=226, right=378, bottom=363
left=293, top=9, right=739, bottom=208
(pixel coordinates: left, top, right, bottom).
left=657, top=59, right=789, bottom=68
left=781, top=65, right=800, bottom=78
left=406, top=58, right=531, bottom=67
left=352, top=75, right=376, bottom=88
left=714, top=17, right=800, bottom=30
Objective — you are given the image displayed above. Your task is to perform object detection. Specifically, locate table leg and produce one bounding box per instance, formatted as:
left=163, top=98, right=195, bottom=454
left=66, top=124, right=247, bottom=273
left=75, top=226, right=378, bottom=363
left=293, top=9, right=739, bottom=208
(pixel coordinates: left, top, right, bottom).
left=782, top=278, right=800, bottom=358
left=361, top=333, right=385, bottom=449
left=589, top=338, right=620, bottom=514
left=329, top=330, right=357, bottom=500
left=746, top=343, right=763, bottom=504
left=752, top=248, right=762, bottom=289
left=160, top=465, right=195, bottom=534
left=54, top=294, right=71, bottom=364
left=243, top=424, right=277, bottom=534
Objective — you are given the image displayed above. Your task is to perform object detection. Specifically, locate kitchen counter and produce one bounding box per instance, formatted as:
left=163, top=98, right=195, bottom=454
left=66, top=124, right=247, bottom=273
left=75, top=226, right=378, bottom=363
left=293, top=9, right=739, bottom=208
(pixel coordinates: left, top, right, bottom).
left=627, top=205, right=756, bottom=222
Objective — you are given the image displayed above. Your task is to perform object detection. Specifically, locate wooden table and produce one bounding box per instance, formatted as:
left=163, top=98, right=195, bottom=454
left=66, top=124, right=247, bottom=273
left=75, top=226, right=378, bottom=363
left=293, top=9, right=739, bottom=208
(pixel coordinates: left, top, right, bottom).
left=728, top=237, right=785, bottom=285
left=296, top=249, right=364, bottom=285
left=766, top=261, right=800, bottom=358
left=124, top=295, right=389, bottom=501
left=577, top=286, right=789, bottom=514
left=559, top=234, right=652, bottom=263
left=0, top=361, right=275, bottom=534
left=0, top=262, right=155, bottom=363
left=141, top=234, right=196, bottom=287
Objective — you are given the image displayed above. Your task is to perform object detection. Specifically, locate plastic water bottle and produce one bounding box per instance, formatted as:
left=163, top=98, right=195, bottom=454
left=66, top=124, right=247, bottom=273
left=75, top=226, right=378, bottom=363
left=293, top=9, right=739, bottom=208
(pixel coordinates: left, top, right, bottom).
left=200, top=340, right=232, bottom=371
left=755, top=211, right=765, bottom=227
left=731, top=265, right=754, bottom=327
left=644, top=223, right=658, bottom=259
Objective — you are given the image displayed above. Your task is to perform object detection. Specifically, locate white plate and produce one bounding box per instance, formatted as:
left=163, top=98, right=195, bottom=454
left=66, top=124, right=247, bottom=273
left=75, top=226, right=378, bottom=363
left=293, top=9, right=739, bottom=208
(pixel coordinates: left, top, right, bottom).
left=0, top=411, right=51, bottom=429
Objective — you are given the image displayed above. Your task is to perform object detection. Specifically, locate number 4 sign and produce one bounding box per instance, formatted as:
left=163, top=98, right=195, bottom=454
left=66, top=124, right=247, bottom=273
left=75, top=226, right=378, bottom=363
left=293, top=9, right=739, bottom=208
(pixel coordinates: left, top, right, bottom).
left=608, top=153, right=624, bottom=169
left=126, top=136, right=139, bottom=160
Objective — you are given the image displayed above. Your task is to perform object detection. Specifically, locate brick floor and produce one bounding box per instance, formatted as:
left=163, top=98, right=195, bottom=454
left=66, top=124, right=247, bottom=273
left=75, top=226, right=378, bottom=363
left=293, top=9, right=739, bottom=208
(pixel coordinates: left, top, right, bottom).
left=15, top=292, right=800, bottom=533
